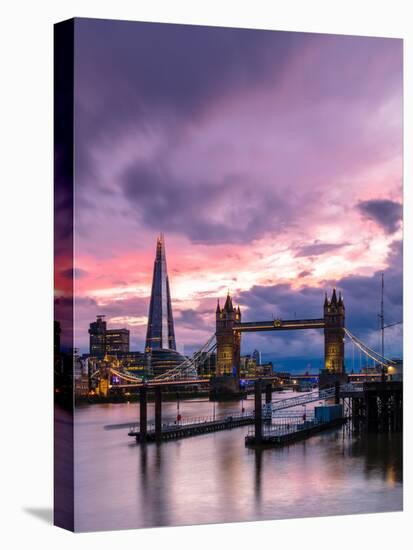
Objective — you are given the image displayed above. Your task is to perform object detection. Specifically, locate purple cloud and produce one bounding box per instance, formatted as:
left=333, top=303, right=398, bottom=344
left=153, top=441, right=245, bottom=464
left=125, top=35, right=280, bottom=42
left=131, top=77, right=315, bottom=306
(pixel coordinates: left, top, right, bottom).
left=358, top=199, right=402, bottom=234
left=294, top=241, right=349, bottom=257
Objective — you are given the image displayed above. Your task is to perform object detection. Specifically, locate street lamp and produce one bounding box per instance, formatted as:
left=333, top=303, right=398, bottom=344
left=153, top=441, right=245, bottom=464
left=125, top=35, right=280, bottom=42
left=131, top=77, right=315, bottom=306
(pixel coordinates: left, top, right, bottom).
left=176, top=392, right=181, bottom=424
left=213, top=391, right=216, bottom=421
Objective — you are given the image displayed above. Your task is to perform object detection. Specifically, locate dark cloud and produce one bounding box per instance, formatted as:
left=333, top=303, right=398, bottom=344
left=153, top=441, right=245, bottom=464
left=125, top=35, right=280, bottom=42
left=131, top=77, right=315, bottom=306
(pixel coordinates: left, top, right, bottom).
left=75, top=19, right=401, bottom=149
left=73, top=19, right=304, bottom=188
left=294, top=241, right=349, bottom=257
left=60, top=268, right=88, bottom=279
left=122, top=163, right=297, bottom=244
left=238, top=283, right=323, bottom=322
left=176, top=309, right=209, bottom=330
left=75, top=19, right=300, bottom=134
left=298, top=270, right=312, bottom=278
left=357, top=199, right=402, bottom=234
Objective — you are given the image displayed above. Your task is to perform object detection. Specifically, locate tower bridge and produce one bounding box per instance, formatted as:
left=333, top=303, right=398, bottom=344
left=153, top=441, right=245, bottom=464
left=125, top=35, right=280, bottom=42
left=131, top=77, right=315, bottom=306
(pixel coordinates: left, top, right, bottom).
left=88, top=234, right=397, bottom=406
left=93, top=287, right=396, bottom=397
left=212, top=288, right=346, bottom=398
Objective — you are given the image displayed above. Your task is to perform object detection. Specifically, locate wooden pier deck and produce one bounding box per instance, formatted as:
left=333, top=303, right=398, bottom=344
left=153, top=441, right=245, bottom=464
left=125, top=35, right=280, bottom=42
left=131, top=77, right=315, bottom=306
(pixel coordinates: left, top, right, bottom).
left=128, top=412, right=259, bottom=442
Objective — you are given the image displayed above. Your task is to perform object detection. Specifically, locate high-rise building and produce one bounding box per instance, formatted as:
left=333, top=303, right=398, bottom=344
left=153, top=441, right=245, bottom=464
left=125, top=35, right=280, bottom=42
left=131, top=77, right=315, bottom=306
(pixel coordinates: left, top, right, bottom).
left=88, top=316, right=130, bottom=357
left=88, top=315, right=107, bottom=357
left=106, top=329, right=130, bottom=354
left=145, top=233, right=176, bottom=352
left=252, top=348, right=262, bottom=366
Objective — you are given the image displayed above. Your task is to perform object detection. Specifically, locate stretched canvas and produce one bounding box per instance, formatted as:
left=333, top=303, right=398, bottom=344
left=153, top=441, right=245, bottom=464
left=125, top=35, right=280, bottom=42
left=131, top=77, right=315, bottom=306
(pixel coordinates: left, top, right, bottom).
left=54, top=17, right=403, bottom=532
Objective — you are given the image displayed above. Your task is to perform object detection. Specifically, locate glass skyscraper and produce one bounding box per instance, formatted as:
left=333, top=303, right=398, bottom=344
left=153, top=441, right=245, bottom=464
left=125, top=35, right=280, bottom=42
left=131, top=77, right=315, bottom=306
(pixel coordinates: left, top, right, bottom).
left=145, top=233, right=176, bottom=352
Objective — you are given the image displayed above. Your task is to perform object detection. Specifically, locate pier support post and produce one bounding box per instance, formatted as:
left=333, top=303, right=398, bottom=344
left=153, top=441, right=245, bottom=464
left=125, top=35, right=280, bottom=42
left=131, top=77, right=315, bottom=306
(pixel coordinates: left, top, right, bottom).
left=139, top=386, right=147, bottom=442
left=265, top=383, right=272, bottom=404
left=255, top=379, right=263, bottom=444
left=155, top=386, right=162, bottom=443
left=334, top=380, right=340, bottom=405
left=366, top=394, right=378, bottom=432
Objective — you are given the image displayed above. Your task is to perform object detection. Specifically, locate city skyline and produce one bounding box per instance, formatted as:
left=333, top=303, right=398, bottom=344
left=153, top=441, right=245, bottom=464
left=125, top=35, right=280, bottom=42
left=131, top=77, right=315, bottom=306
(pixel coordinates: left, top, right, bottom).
left=57, top=20, right=402, bottom=357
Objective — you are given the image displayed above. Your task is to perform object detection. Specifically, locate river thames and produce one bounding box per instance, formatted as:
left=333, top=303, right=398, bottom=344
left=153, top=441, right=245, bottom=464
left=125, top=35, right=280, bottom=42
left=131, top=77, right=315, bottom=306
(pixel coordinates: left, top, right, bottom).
left=72, top=392, right=402, bottom=532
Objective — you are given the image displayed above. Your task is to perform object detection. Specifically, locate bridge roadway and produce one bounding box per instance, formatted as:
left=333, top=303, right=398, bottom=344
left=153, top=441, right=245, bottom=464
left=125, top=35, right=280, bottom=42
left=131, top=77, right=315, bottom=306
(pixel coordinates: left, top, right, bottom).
left=234, top=318, right=325, bottom=332
left=111, top=375, right=280, bottom=389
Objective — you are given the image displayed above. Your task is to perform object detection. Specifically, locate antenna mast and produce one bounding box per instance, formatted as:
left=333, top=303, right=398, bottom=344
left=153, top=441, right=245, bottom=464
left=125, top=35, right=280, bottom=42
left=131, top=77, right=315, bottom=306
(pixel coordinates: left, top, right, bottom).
left=380, top=272, right=384, bottom=357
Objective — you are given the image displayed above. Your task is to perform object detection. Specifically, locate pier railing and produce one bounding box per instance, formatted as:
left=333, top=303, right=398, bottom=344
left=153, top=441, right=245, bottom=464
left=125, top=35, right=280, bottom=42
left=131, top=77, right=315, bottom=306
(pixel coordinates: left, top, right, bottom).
left=247, top=413, right=319, bottom=438
left=339, top=383, right=363, bottom=393
left=128, top=410, right=256, bottom=435
left=271, top=387, right=336, bottom=412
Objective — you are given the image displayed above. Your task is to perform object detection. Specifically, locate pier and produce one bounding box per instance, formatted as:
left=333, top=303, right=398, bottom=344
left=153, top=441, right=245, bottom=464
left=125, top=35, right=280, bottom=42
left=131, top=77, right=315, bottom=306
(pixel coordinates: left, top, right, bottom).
left=129, top=381, right=274, bottom=443
left=341, top=380, right=402, bottom=432
left=128, top=412, right=257, bottom=442
left=245, top=415, right=346, bottom=448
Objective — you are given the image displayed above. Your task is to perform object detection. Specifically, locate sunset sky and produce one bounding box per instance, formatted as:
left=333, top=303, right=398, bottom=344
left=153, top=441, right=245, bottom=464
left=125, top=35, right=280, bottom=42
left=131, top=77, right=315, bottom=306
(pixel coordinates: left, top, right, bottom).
left=64, top=19, right=403, bottom=365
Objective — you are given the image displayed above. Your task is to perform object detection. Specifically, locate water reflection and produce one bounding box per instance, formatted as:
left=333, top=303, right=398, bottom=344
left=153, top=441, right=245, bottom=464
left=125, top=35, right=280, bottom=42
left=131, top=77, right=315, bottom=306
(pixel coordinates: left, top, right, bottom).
left=348, top=432, right=402, bottom=484
left=74, top=395, right=402, bottom=532
left=254, top=450, right=263, bottom=510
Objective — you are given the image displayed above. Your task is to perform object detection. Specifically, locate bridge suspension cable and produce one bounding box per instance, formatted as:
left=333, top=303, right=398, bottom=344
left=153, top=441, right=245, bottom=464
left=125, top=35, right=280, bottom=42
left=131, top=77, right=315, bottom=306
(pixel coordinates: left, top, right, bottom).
left=344, top=328, right=396, bottom=368
left=109, top=368, right=143, bottom=383
left=152, top=333, right=217, bottom=382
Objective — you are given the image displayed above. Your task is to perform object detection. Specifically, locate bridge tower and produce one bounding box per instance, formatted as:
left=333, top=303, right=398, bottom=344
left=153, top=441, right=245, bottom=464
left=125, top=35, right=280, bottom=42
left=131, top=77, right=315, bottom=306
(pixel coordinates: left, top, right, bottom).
left=323, top=288, right=345, bottom=374
left=216, top=293, right=241, bottom=377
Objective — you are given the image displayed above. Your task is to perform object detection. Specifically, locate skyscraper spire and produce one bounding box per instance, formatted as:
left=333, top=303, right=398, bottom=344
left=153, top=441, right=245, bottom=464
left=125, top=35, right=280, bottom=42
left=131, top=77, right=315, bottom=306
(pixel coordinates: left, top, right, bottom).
left=145, top=233, right=176, bottom=352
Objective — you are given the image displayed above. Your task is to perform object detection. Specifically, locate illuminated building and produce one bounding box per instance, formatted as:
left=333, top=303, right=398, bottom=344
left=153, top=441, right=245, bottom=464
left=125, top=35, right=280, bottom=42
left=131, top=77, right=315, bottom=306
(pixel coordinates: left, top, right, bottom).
left=88, top=315, right=107, bottom=357
left=145, top=233, right=176, bottom=352
left=197, top=352, right=217, bottom=377
left=88, top=316, right=130, bottom=357
left=324, top=289, right=345, bottom=373
left=252, top=348, right=261, bottom=366
left=74, top=351, right=89, bottom=398
left=146, top=348, right=187, bottom=377
left=256, top=362, right=273, bottom=377
left=216, top=293, right=241, bottom=377
left=240, top=355, right=257, bottom=377
left=143, top=234, right=183, bottom=376
left=105, top=329, right=130, bottom=354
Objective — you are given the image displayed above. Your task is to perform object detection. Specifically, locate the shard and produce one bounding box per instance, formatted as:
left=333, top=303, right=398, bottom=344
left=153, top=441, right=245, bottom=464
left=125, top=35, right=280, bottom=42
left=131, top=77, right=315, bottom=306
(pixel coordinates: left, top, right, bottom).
left=145, top=233, right=176, bottom=352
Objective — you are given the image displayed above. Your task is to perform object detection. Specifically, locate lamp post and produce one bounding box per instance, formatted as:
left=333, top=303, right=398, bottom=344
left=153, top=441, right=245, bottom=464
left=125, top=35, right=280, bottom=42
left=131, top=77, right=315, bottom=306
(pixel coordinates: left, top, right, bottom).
left=176, top=392, right=181, bottom=425
left=213, top=392, right=216, bottom=421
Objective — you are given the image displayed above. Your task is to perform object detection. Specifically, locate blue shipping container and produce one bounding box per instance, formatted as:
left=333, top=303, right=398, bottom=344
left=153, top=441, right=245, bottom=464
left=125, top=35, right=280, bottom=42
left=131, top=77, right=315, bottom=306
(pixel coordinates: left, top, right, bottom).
left=314, top=404, right=343, bottom=423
